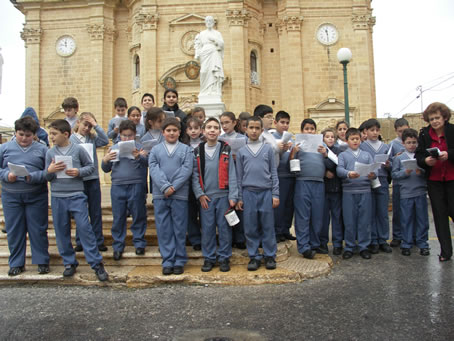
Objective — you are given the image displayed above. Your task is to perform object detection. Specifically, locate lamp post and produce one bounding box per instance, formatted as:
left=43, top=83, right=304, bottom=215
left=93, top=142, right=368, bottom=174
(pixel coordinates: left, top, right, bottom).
left=337, top=48, right=352, bottom=125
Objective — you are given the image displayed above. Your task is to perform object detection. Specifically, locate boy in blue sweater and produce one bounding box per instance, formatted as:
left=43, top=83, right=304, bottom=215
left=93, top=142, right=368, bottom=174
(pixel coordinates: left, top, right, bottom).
left=102, top=120, right=148, bottom=260
left=149, top=118, right=193, bottom=275
left=62, top=97, right=79, bottom=130
left=0, top=117, right=50, bottom=276
left=337, top=128, right=376, bottom=260
left=388, top=118, right=410, bottom=247
left=107, top=97, right=128, bottom=142
left=290, top=119, right=327, bottom=258
left=235, top=116, right=279, bottom=271
left=360, top=118, right=393, bottom=254
left=192, top=118, right=238, bottom=272
left=391, top=128, right=430, bottom=256
left=46, top=119, right=108, bottom=281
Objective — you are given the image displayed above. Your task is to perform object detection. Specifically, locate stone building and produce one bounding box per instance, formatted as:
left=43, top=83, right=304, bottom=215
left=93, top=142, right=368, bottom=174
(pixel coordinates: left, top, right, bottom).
left=14, top=0, right=377, bottom=132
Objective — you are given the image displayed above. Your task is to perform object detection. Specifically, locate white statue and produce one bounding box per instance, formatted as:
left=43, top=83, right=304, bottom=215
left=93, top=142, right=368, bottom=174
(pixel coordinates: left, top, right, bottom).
left=194, top=16, right=224, bottom=103
left=0, top=47, right=3, bottom=95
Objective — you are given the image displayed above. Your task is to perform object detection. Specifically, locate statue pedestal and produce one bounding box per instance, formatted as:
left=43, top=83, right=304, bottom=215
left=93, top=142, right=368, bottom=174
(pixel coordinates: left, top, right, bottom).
left=196, top=102, right=226, bottom=119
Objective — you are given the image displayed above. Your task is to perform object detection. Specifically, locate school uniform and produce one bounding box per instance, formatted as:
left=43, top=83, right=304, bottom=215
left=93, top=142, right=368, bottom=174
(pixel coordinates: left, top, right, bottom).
left=236, top=141, right=279, bottom=260
left=107, top=116, right=128, bottom=142
left=360, top=140, right=391, bottom=246
left=0, top=140, right=49, bottom=268
left=46, top=142, right=103, bottom=269
left=337, top=148, right=374, bottom=252
left=392, top=152, right=429, bottom=249
left=70, top=126, right=109, bottom=248
left=389, top=137, right=406, bottom=241
left=293, top=148, right=326, bottom=253
left=135, top=124, right=146, bottom=140
left=321, top=145, right=343, bottom=249
left=149, top=141, right=193, bottom=268
left=187, top=137, right=203, bottom=248
left=272, top=131, right=295, bottom=238
left=101, top=142, right=148, bottom=253
left=192, top=141, right=238, bottom=262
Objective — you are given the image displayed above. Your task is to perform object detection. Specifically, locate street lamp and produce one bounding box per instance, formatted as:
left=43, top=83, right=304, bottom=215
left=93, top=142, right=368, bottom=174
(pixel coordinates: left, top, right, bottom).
left=337, top=47, right=352, bottom=125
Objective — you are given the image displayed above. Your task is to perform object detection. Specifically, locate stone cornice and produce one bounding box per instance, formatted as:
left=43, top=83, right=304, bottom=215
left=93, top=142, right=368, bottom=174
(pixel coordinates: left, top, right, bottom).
left=87, top=24, right=117, bottom=41
left=135, top=11, right=159, bottom=31
left=352, top=14, right=376, bottom=30
left=277, top=16, right=304, bottom=33
left=21, top=27, right=42, bottom=45
left=226, top=9, right=250, bottom=27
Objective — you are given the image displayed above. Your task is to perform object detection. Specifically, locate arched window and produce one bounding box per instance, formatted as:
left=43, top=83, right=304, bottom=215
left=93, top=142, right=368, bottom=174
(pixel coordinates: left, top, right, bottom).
left=133, top=54, right=140, bottom=90
left=250, top=51, right=259, bottom=85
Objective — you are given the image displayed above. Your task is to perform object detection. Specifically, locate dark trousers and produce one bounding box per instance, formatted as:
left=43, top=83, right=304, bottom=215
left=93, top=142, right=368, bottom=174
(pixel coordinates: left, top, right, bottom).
left=427, top=180, right=454, bottom=259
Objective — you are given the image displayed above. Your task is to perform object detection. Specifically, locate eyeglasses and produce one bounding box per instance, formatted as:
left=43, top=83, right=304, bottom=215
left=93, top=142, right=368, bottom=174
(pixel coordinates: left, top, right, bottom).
left=120, top=134, right=135, bottom=138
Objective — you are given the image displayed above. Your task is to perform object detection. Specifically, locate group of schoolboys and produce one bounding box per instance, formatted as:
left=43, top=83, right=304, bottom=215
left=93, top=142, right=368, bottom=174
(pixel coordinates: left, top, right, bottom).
left=0, top=94, right=430, bottom=280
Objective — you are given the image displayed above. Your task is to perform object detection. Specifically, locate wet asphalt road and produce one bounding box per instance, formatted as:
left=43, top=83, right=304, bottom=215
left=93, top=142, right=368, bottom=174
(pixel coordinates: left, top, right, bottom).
left=0, top=236, right=452, bottom=341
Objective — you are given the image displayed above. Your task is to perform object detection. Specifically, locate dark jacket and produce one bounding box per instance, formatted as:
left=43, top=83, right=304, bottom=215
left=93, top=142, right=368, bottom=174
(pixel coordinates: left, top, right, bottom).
left=162, top=103, right=187, bottom=141
left=194, top=141, right=230, bottom=191
left=20, top=107, right=50, bottom=147
left=415, top=122, right=454, bottom=179
left=324, top=145, right=342, bottom=193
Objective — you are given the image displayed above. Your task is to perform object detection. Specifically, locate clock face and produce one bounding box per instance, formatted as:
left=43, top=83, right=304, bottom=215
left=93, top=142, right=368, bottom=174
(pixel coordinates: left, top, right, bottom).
left=56, top=36, right=76, bottom=57
left=316, top=24, right=339, bottom=46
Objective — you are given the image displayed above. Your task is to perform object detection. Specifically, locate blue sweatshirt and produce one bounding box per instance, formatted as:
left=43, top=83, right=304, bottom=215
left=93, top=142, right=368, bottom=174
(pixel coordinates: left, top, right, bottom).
left=391, top=152, right=426, bottom=199
left=101, top=142, right=148, bottom=185
left=235, top=142, right=279, bottom=200
left=45, top=142, right=95, bottom=197
left=360, top=140, right=390, bottom=183
left=337, top=148, right=374, bottom=193
left=20, top=107, right=49, bottom=147
left=0, top=140, right=48, bottom=193
left=294, top=148, right=326, bottom=182
left=149, top=141, right=193, bottom=201
left=140, top=130, right=164, bottom=144
left=69, top=125, right=108, bottom=181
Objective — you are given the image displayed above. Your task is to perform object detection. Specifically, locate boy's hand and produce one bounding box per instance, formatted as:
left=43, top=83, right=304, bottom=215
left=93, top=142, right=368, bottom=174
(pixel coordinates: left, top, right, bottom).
left=48, top=160, right=66, bottom=174
left=367, top=172, right=376, bottom=180
left=229, top=199, right=236, bottom=208
left=199, top=195, right=211, bottom=210
left=425, top=156, right=437, bottom=166
left=272, top=197, right=280, bottom=209
left=103, top=149, right=117, bottom=162
left=405, top=169, right=413, bottom=175
left=384, top=160, right=391, bottom=168
left=439, top=151, right=448, bottom=161
left=277, top=141, right=285, bottom=152
left=396, top=151, right=403, bottom=157
left=164, top=186, right=175, bottom=198
left=284, top=142, right=291, bottom=152
left=114, top=127, right=119, bottom=134
left=139, top=149, right=148, bottom=157
left=318, top=145, right=327, bottom=157
left=132, top=148, right=140, bottom=159
left=7, top=173, right=17, bottom=183
left=235, top=200, right=243, bottom=211
left=85, top=116, right=97, bottom=127
left=65, top=168, right=79, bottom=177
left=348, top=171, right=360, bottom=179
left=25, top=175, right=31, bottom=182
left=325, top=170, right=334, bottom=179
left=415, top=168, right=422, bottom=175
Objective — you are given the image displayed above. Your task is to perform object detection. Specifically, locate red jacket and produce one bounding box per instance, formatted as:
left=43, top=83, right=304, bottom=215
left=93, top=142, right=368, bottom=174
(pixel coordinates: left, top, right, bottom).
left=194, top=141, right=230, bottom=191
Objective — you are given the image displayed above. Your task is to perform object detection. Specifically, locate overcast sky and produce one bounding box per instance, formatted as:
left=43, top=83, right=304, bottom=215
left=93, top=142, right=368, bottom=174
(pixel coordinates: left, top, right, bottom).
left=0, top=0, right=453, bottom=127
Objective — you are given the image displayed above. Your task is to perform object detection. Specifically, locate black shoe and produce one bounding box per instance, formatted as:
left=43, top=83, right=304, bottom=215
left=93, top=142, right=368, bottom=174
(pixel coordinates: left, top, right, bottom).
left=234, top=242, right=247, bottom=250
left=219, top=259, right=231, bottom=272
left=379, top=243, right=392, bottom=253
left=368, top=244, right=379, bottom=254
left=401, top=248, right=411, bottom=256
left=333, top=247, right=343, bottom=256
left=302, top=249, right=316, bottom=259
left=162, top=267, right=173, bottom=275
left=74, top=245, right=83, bottom=252
left=247, top=258, right=261, bottom=271
left=390, top=239, right=401, bottom=247
left=8, top=266, right=25, bottom=276
left=1, top=228, right=6, bottom=234
left=420, top=248, right=430, bottom=256
left=360, top=250, right=372, bottom=259
left=63, top=264, right=77, bottom=277
left=94, top=263, right=108, bottom=282
left=173, top=266, right=184, bottom=275
left=113, top=251, right=123, bottom=261
left=37, top=264, right=50, bottom=274
left=135, top=248, right=145, bottom=255
left=276, top=234, right=284, bottom=243
left=284, top=233, right=297, bottom=241
left=314, top=247, right=329, bottom=255
left=98, top=244, right=108, bottom=252
left=201, top=260, right=215, bottom=272
left=265, top=257, right=276, bottom=270
left=192, top=244, right=202, bottom=251
left=342, top=251, right=353, bottom=259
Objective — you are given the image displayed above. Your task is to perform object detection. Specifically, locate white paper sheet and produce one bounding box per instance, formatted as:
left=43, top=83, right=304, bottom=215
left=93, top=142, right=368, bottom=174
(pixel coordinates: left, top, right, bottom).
left=401, top=159, right=418, bottom=170
left=80, top=143, right=94, bottom=162
left=354, top=162, right=382, bottom=177
left=141, top=139, right=160, bottom=152
left=54, top=155, right=73, bottom=178
left=219, top=137, right=247, bottom=154
left=7, top=162, right=30, bottom=177
left=261, top=130, right=278, bottom=150
left=374, top=154, right=389, bottom=163
left=281, top=131, right=293, bottom=144
left=113, top=116, right=128, bottom=128
left=327, top=149, right=338, bottom=165
left=163, top=110, right=175, bottom=118
left=118, top=140, right=136, bottom=159
left=295, top=134, right=323, bottom=153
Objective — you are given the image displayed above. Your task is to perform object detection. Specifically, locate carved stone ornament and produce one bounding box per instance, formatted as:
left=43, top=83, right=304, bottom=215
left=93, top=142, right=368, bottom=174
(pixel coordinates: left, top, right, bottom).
left=184, top=60, right=200, bottom=80
left=135, top=12, right=159, bottom=31
left=280, top=16, right=304, bottom=32
left=163, top=76, right=177, bottom=90
left=352, top=14, right=376, bottom=30
left=86, top=24, right=117, bottom=41
left=21, top=27, right=42, bottom=45
left=180, top=30, right=199, bottom=56
left=225, top=9, right=250, bottom=26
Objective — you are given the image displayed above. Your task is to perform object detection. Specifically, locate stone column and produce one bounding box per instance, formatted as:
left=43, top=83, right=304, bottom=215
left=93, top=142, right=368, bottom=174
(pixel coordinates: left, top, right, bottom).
left=21, top=26, right=42, bottom=114
left=226, top=9, right=250, bottom=114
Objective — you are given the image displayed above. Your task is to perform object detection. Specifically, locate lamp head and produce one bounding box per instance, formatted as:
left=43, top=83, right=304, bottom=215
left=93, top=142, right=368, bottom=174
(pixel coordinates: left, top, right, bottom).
left=337, top=48, right=352, bottom=64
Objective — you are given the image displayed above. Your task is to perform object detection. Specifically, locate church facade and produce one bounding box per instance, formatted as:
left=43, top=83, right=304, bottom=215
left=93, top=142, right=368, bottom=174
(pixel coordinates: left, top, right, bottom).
left=15, top=0, right=376, bottom=131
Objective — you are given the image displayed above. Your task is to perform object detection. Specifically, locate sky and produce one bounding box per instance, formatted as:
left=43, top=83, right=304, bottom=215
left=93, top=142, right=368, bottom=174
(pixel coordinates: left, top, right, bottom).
left=0, top=0, right=453, bottom=127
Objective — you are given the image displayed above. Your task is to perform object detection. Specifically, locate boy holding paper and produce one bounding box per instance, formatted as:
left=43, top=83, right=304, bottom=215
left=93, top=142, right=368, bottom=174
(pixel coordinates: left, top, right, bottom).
left=101, top=120, right=148, bottom=260
left=107, top=97, right=128, bottom=142
left=46, top=119, right=108, bottom=281
left=70, top=112, right=109, bottom=253
left=337, top=128, right=376, bottom=260
left=391, top=128, right=430, bottom=256
left=0, top=117, right=50, bottom=276
left=360, top=118, right=393, bottom=254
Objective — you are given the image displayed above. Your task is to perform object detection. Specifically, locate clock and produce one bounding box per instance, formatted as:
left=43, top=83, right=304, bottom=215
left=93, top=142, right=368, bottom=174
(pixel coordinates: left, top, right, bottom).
left=56, top=35, right=76, bottom=57
left=316, top=23, right=339, bottom=46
